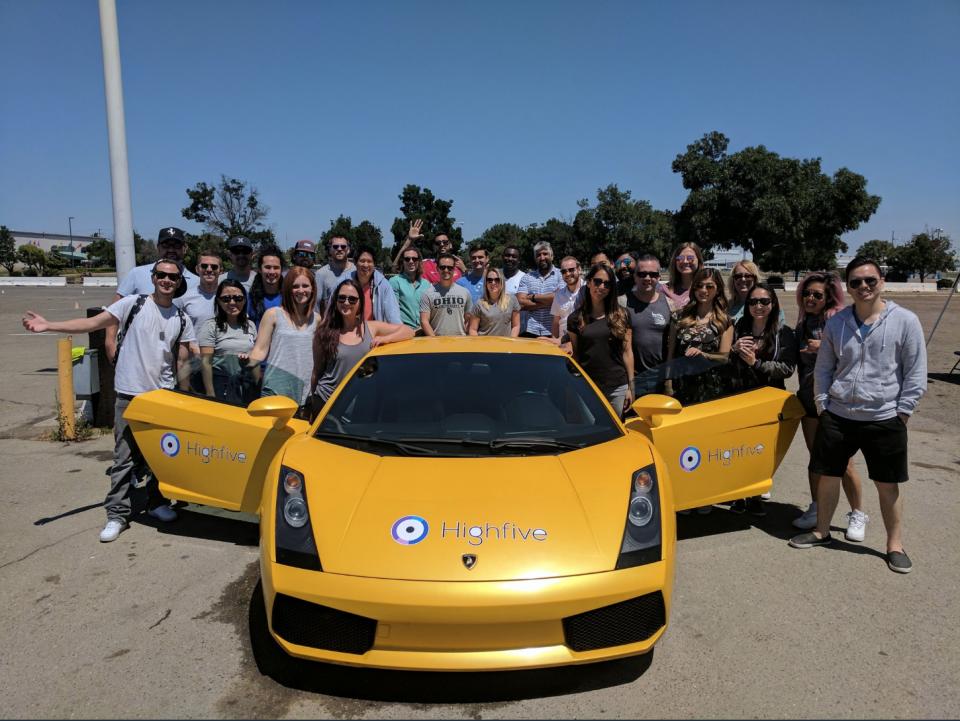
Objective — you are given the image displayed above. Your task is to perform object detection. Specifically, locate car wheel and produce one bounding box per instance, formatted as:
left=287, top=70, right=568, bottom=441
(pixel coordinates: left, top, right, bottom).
left=248, top=578, right=303, bottom=683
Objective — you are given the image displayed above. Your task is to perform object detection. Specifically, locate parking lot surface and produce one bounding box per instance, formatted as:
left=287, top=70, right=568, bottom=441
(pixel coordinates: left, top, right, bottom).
left=1, top=286, right=958, bottom=718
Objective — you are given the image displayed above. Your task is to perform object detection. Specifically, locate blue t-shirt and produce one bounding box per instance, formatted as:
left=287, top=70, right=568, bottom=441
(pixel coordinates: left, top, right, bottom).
left=456, top=271, right=485, bottom=304
left=248, top=292, right=282, bottom=327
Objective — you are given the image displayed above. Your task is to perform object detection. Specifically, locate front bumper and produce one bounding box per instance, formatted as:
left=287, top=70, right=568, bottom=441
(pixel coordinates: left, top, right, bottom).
left=261, top=559, right=671, bottom=671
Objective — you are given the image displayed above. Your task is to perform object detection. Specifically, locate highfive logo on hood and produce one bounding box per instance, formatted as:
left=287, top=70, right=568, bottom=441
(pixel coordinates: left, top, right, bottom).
left=391, top=516, right=548, bottom=546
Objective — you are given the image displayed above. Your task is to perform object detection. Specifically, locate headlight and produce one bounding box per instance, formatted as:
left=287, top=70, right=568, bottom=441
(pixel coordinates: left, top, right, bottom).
left=616, top=464, right=662, bottom=569
left=275, top=466, right=321, bottom=570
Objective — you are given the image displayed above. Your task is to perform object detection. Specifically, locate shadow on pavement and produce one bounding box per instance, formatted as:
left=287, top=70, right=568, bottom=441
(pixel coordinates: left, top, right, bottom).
left=677, top=502, right=887, bottom=559
left=34, top=501, right=103, bottom=526
left=247, top=581, right=653, bottom=703
left=928, top=372, right=960, bottom=386
left=134, top=505, right=258, bottom=547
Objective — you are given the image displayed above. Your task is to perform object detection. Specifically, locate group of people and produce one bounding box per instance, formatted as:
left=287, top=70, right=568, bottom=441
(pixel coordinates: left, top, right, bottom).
left=22, top=225, right=927, bottom=575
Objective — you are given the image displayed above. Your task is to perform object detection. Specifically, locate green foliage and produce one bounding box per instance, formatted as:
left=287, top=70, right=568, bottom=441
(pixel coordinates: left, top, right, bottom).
left=85, top=237, right=116, bottom=267
left=857, top=239, right=897, bottom=267
left=390, top=185, right=463, bottom=254
left=589, top=184, right=676, bottom=261
left=16, top=243, right=46, bottom=274
left=671, top=132, right=881, bottom=274
left=0, top=225, right=15, bottom=275
left=473, top=223, right=529, bottom=263
left=44, top=250, right=67, bottom=275
left=181, top=175, right=274, bottom=246
left=183, top=232, right=227, bottom=270
left=888, top=232, right=957, bottom=283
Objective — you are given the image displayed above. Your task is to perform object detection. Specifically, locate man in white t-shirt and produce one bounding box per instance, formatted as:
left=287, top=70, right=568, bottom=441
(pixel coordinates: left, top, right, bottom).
left=106, top=226, right=199, bottom=361
left=23, top=259, right=196, bottom=543
left=550, top=255, right=584, bottom=341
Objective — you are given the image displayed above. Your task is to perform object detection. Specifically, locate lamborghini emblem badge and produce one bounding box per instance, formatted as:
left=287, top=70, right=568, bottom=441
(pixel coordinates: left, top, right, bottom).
left=462, top=554, right=477, bottom=570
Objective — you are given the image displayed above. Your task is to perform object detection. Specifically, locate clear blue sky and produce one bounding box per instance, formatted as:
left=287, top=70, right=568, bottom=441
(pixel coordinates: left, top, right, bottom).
left=1, top=0, right=958, bottom=253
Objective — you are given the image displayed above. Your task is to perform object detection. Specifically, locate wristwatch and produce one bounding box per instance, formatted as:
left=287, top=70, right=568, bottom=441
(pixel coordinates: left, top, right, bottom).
left=531, top=293, right=537, bottom=303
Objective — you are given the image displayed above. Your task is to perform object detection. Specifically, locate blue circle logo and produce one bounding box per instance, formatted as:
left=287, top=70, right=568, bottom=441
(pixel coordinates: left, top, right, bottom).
left=391, top=515, right=429, bottom=545
left=160, top=432, right=181, bottom=457
left=679, top=446, right=701, bottom=472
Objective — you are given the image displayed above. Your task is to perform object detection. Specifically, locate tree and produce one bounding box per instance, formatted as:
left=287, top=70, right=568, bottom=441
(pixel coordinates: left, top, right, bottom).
left=85, top=237, right=116, bottom=267
left=473, top=223, right=528, bottom=263
left=181, top=175, right=275, bottom=246
left=389, top=185, right=463, bottom=254
left=0, top=225, right=16, bottom=275
left=44, top=250, right=67, bottom=276
left=134, top=232, right=157, bottom=266
left=889, top=232, right=957, bottom=283
left=590, top=184, right=676, bottom=261
left=17, top=244, right=47, bottom=275
left=857, top=239, right=898, bottom=267
left=672, top=132, right=881, bottom=278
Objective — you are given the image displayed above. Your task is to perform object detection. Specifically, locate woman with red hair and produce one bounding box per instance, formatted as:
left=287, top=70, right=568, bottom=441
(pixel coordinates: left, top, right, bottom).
left=792, top=271, right=867, bottom=540
left=247, top=267, right=319, bottom=416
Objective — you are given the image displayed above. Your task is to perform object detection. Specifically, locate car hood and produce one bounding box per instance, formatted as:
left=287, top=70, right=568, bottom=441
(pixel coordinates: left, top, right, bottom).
left=280, top=435, right=653, bottom=581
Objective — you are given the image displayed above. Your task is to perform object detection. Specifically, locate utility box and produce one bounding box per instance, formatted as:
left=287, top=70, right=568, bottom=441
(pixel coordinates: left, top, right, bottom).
left=73, top=348, right=100, bottom=398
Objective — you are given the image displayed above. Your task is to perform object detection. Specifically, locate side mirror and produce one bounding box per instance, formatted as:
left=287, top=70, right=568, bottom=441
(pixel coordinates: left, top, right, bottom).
left=630, top=394, right=682, bottom=428
left=247, top=395, right=299, bottom=426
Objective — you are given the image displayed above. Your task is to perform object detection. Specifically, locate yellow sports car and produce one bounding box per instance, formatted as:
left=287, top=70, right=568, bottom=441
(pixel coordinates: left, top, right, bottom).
left=127, top=337, right=802, bottom=671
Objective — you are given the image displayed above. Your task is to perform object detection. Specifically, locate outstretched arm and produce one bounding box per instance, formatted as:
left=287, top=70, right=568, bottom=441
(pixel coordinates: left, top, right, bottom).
left=22, top=309, right=118, bottom=334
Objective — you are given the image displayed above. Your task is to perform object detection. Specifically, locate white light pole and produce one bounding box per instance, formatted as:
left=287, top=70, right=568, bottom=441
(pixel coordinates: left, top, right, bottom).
left=97, top=0, right=135, bottom=281
left=68, top=216, right=75, bottom=268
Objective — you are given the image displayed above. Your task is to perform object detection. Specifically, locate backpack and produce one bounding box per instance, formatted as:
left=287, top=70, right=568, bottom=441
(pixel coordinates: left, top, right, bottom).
left=114, top=294, right=187, bottom=366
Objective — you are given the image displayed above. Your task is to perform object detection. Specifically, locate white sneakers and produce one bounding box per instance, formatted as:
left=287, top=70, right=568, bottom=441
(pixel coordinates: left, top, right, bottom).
left=147, top=504, right=178, bottom=523
left=845, top=509, right=869, bottom=542
left=792, top=502, right=818, bottom=530
left=99, top=519, right=127, bottom=543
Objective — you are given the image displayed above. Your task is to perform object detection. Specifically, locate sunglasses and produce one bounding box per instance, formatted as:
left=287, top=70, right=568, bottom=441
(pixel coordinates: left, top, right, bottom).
left=733, top=273, right=755, bottom=281
left=231, top=247, right=252, bottom=255
left=218, top=295, right=245, bottom=304
left=485, top=277, right=502, bottom=284
left=802, top=290, right=825, bottom=300
left=294, top=250, right=314, bottom=257
left=590, top=277, right=613, bottom=288
left=561, top=267, right=578, bottom=275
left=616, top=259, right=633, bottom=267
left=748, top=297, right=773, bottom=307
left=153, top=271, right=182, bottom=281
left=676, top=255, right=697, bottom=263
left=337, top=294, right=360, bottom=305
left=402, top=255, right=420, bottom=262
left=438, top=265, right=456, bottom=272
left=849, top=277, right=879, bottom=289
left=634, top=271, right=659, bottom=279
left=199, top=263, right=221, bottom=271
left=694, top=283, right=717, bottom=290
left=330, top=244, right=348, bottom=250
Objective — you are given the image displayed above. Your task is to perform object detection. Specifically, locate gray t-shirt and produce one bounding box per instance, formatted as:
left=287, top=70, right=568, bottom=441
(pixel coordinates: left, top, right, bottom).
left=175, top=286, right=217, bottom=331
left=474, top=295, right=520, bottom=337
left=116, top=263, right=199, bottom=296
left=624, top=292, right=672, bottom=374
left=107, top=295, right=196, bottom=396
left=197, top=317, right=257, bottom=374
left=261, top=308, right=319, bottom=406
left=315, top=262, right=356, bottom=312
left=420, top=284, right=474, bottom=336
left=218, top=269, right=256, bottom=294
left=314, top=323, right=373, bottom=402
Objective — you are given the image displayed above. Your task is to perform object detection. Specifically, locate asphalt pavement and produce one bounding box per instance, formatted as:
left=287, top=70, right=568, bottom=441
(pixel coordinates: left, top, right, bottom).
left=1, top=286, right=958, bottom=719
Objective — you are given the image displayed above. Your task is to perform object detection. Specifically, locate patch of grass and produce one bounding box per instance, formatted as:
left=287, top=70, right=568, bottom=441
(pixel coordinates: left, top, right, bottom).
left=46, top=395, right=102, bottom=443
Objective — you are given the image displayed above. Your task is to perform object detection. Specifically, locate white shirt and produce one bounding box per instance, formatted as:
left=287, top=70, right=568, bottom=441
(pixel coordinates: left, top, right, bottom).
left=107, top=295, right=196, bottom=396
left=550, top=280, right=584, bottom=337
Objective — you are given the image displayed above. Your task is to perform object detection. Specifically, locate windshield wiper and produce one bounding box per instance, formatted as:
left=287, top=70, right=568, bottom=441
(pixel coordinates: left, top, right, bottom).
left=313, top=431, right=437, bottom=456
left=394, top=436, right=584, bottom=452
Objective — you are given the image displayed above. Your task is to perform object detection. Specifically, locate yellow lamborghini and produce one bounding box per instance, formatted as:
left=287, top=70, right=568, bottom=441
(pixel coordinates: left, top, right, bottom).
left=126, top=337, right=802, bottom=671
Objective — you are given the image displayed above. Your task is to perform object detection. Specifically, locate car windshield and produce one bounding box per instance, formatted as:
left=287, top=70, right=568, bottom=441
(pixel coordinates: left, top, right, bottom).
left=314, top=352, right=623, bottom=456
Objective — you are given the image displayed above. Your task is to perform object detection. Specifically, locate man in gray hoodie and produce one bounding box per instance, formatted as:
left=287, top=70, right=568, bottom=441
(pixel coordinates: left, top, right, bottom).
left=789, top=256, right=927, bottom=573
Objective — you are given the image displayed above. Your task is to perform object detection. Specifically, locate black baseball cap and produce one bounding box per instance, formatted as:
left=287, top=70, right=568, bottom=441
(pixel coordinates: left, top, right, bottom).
left=228, top=236, right=253, bottom=250
left=157, top=226, right=185, bottom=245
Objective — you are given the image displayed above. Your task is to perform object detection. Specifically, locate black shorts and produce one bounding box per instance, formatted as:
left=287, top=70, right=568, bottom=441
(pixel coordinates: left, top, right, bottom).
left=809, top=411, right=909, bottom=483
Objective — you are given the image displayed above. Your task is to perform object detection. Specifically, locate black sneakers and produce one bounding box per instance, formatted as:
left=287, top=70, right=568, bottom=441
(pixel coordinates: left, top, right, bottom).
left=887, top=550, right=913, bottom=574
left=745, top=496, right=766, bottom=517
left=788, top=531, right=832, bottom=549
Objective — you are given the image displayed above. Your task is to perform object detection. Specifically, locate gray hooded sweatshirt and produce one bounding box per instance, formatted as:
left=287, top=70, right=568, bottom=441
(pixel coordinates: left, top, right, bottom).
left=814, top=300, right=926, bottom=421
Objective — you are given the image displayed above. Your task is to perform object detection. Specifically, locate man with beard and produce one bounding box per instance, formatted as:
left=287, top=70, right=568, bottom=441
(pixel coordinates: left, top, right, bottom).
left=624, top=254, right=673, bottom=395
left=315, top=235, right=356, bottom=312
left=516, top=241, right=562, bottom=338
left=220, top=236, right=257, bottom=293
left=291, top=239, right=317, bottom=269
